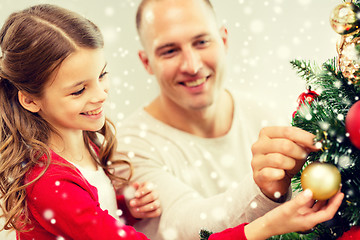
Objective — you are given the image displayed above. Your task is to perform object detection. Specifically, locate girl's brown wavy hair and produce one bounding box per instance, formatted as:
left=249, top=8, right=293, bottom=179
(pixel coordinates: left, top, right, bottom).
left=0, top=4, right=131, bottom=232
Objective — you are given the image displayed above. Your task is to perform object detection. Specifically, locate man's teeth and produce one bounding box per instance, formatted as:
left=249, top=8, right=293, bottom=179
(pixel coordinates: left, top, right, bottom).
left=83, top=108, right=102, bottom=115
left=184, top=78, right=206, bottom=87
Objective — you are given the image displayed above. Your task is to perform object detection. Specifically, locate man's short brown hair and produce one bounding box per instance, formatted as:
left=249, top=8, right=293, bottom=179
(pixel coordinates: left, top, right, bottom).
left=135, top=0, right=214, bottom=34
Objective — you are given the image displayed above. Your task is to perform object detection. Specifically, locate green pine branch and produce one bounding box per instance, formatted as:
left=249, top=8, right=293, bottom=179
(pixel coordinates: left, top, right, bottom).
left=290, top=59, right=319, bottom=83
left=272, top=58, right=360, bottom=240
left=199, top=229, right=213, bottom=240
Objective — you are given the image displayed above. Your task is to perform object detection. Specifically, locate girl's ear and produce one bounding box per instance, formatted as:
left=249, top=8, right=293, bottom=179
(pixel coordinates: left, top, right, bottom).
left=18, top=91, right=41, bottom=113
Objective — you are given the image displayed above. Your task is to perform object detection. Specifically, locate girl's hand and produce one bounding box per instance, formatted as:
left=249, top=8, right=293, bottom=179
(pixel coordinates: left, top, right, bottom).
left=245, top=189, right=344, bottom=240
left=127, top=182, right=162, bottom=219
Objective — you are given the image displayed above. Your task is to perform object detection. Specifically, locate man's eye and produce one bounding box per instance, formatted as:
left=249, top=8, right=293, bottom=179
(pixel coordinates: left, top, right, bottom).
left=161, top=49, right=177, bottom=57
left=100, top=71, right=108, bottom=79
left=71, top=87, right=85, bottom=96
left=195, top=39, right=209, bottom=47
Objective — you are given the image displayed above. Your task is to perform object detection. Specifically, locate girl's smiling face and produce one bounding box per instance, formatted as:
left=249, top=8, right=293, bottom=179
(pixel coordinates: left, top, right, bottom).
left=33, top=48, right=109, bottom=135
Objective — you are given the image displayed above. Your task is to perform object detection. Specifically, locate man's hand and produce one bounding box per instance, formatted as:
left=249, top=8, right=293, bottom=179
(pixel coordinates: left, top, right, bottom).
left=251, top=126, right=319, bottom=201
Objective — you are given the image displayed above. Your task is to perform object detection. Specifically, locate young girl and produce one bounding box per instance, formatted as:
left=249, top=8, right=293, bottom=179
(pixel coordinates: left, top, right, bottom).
left=0, top=4, right=160, bottom=239
left=0, top=3, right=344, bottom=240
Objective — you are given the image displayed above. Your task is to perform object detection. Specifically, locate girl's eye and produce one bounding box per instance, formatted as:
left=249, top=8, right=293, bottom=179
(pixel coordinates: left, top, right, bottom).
left=99, top=71, right=108, bottom=79
left=71, top=87, right=85, bottom=96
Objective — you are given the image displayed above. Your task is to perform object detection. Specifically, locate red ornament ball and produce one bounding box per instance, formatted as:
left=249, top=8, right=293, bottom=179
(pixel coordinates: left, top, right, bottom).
left=292, top=89, right=319, bottom=118
left=296, top=89, right=319, bottom=105
left=346, top=100, right=360, bottom=149
left=338, top=226, right=360, bottom=240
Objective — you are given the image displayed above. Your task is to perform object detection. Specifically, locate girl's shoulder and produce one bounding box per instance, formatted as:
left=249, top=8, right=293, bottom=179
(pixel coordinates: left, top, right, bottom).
left=25, top=151, right=88, bottom=191
left=25, top=150, right=99, bottom=210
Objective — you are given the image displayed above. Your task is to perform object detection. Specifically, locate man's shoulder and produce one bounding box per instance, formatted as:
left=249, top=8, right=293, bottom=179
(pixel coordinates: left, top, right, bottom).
left=118, top=108, right=152, bottom=130
left=121, top=108, right=146, bottom=124
left=117, top=107, right=172, bottom=140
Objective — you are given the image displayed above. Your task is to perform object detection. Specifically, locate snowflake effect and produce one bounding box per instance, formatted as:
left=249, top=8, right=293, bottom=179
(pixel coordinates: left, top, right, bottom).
left=123, top=185, right=136, bottom=200
left=0, top=1, right=343, bottom=239
left=162, top=228, right=178, bottom=240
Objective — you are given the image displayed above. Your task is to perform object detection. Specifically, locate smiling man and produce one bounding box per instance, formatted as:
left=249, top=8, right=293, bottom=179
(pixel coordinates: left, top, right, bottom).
left=136, top=0, right=229, bottom=134
left=115, top=0, right=319, bottom=239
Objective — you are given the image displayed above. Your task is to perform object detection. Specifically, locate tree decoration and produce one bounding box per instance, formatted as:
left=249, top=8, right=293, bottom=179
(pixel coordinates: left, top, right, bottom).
left=292, top=88, right=319, bottom=118
left=301, top=162, right=341, bottom=201
left=337, top=36, right=360, bottom=84
left=345, top=100, right=360, bottom=149
left=330, top=2, right=360, bottom=36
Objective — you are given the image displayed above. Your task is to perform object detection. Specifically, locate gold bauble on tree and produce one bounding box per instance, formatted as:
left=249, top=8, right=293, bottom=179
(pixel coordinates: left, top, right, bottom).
left=301, top=162, right=341, bottom=201
left=330, top=2, right=360, bottom=35
left=337, top=36, right=360, bottom=84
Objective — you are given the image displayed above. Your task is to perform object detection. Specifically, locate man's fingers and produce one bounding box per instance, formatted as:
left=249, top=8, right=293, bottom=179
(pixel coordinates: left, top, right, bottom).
left=258, top=126, right=318, bottom=150
left=254, top=167, right=286, bottom=182
left=263, top=153, right=297, bottom=170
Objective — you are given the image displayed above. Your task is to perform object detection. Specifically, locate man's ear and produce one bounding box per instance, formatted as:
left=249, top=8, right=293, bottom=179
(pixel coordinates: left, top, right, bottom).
left=18, top=91, right=41, bottom=113
left=219, top=26, right=229, bottom=51
left=138, top=50, right=154, bottom=75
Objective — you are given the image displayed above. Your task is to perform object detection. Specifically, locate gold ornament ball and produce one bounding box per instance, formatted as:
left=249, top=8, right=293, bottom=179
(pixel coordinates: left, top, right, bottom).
left=301, top=162, right=341, bottom=201
left=330, top=2, right=360, bottom=35
left=337, top=36, right=360, bottom=84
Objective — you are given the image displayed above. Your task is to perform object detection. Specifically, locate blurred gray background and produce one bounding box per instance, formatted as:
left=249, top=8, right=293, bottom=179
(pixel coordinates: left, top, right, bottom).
left=0, top=0, right=341, bottom=239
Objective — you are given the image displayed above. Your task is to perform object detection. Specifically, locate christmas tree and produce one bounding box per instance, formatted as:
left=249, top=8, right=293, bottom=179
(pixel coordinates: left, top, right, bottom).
left=201, top=1, right=360, bottom=239
left=270, top=1, right=360, bottom=239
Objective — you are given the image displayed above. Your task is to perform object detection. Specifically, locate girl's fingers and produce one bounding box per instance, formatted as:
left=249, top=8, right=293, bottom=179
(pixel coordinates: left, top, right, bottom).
left=134, top=182, right=155, bottom=198
left=133, top=199, right=161, bottom=213
left=130, top=190, right=159, bottom=207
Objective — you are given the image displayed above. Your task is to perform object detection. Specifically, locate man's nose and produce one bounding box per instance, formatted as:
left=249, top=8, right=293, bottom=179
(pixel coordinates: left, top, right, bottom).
left=180, top=48, right=202, bottom=75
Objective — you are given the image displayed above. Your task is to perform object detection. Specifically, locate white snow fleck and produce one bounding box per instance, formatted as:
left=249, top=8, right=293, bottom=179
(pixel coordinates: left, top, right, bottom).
left=123, top=185, right=136, bottom=200
left=44, top=209, right=54, bottom=220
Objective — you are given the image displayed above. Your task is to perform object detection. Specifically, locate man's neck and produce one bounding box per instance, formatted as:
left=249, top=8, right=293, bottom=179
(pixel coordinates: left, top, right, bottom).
left=145, top=90, right=234, bottom=138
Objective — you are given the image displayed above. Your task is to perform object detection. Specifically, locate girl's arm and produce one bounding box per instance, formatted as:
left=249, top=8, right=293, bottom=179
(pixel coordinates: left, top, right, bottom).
left=24, top=165, right=149, bottom=240
left=209, top=189, right=344, bottom=240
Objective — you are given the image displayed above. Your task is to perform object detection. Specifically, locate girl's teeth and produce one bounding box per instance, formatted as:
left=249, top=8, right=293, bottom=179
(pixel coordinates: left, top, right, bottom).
left=184, top=78, right=206, bottom=87
left=84, top=108, right=101, bottom=115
